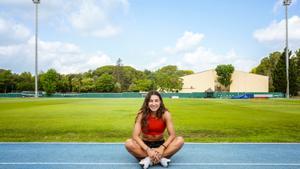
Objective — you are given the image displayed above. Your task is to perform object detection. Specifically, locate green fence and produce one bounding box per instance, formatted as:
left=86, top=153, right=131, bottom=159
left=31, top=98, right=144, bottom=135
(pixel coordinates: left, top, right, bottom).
left=213, top=92, right=284, bottom=98
left=0, top=92, right=284, bottom=98
left=49, top=92, right=143, bottom=98
left=0, top=93, right=22, bottom=97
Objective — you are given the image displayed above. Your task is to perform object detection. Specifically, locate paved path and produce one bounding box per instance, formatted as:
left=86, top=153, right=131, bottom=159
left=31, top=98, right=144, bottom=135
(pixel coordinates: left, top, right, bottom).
left=0, top=143, right=299, bottom=169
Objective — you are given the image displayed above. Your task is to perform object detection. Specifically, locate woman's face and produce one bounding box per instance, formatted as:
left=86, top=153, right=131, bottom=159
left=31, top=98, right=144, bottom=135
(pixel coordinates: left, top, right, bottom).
left=148, top=95, right=161, bottom=112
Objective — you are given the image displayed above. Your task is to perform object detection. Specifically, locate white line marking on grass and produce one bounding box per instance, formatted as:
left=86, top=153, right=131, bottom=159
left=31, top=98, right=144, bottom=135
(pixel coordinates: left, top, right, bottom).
left=0, top=162, right=300, bottom=166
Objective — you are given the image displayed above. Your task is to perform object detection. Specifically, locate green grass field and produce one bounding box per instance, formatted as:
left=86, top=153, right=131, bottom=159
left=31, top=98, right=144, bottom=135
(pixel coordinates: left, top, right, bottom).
left=0, top=98, right=299, bottom=142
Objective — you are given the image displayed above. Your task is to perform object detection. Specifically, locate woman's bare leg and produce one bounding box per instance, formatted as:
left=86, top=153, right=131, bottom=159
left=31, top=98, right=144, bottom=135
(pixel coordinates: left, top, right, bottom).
left=125, top=137, right=184, bottom=160
left=125, top=138, right=147, bottom=159
left=163, top=136, right=184, bottom=158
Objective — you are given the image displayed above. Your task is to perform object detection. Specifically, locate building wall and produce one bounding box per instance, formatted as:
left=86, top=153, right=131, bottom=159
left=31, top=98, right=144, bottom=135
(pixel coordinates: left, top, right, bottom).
left=181, top=70, right=215, bottom=93
left=230, top=71, right=269, bottom=92
left=180, top=70, right=269, bottom=93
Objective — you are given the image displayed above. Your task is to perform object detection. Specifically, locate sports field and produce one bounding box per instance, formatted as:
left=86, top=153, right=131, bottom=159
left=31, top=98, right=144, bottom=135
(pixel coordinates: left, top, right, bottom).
left=0, top=98, right=299, bottom=142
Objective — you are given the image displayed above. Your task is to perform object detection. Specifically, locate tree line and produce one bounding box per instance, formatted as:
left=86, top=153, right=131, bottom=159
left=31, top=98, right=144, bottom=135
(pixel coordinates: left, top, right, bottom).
left=0, top=60, right=193, bottom=94
left=1, top=48, right=299, bottom=95
left=251, top=49, right=300, bottom=96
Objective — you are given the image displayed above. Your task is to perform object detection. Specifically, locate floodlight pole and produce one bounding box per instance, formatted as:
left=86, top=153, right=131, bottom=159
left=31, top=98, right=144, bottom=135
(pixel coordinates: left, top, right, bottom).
left=283, top=0, right=291, bottom=98
left=33, top=0, right=40, bottom=98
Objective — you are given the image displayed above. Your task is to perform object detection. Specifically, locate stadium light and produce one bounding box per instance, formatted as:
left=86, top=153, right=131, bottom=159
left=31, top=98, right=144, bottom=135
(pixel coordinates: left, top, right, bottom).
left=283, top=0, right=291, bottom=98
left=33, top=0, right=40, bottom=98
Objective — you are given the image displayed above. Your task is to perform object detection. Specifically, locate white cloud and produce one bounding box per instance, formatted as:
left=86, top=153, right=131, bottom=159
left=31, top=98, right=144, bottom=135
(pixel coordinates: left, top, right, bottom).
left=0, top=0, right=128, bottom=38
left=253, top=15, right=300, bottom=50
left=273, top=0, right=284, bottom=13
left=38, top=38, right=113, bottom=74
left=181, top=47, right=256, bottom=72
left=70, top=1, right=106, bottom=31
left=254, top=16, right=300, bottom=42
left=0, top=0, right=124, bottom=73
left=163, top=31, right=257, bottom=72
left=164, top=31, right=204, bottom=54
left=68, top=0, right=127, bottom=38
left=146, top=57, right=167, bottom=71
left=0, top=37, right=113, bottom=74
left=0, top=0, right=30, bottom=5
left=90, top=25, right=121, bottom=38
left=51, top=52, right=112, bottom=74
left=0, top=17, right=31, bottom=45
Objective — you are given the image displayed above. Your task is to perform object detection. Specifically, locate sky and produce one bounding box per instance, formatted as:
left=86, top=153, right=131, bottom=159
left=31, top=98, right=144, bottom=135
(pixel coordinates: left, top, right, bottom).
left=0, top=0, right=300, bottom=74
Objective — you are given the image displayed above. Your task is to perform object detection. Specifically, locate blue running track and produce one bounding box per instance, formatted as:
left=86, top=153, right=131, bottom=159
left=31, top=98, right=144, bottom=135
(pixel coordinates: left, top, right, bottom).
left=0, top=143, right=299, bottom=169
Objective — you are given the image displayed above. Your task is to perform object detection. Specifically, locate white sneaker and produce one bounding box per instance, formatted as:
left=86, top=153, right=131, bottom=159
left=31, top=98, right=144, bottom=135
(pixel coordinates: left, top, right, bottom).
left=139, top=157, right=153, bottom=169
left=160, top=158, right=171, bottom=167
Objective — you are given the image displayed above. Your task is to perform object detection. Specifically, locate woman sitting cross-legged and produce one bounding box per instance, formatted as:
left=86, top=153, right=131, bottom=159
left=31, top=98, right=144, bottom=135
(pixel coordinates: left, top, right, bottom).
left=125, top=90, right=184, bottom=169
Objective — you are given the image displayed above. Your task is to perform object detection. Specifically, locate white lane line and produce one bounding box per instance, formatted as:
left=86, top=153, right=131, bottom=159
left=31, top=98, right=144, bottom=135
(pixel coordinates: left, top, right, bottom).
left=0, top=162, right=300, bottom=166
left=0, top=162, right=136, bottom=165
left=172, top=163, right=300, bottom=166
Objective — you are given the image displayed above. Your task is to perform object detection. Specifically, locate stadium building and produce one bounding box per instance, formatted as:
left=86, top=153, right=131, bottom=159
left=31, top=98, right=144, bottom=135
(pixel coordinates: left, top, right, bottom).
left=180, top=69, right=269, bottom=93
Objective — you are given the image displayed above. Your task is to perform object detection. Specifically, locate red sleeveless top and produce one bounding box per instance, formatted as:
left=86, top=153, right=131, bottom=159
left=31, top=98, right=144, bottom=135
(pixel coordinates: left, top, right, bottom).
left=142, top=115, right=166, bottom=135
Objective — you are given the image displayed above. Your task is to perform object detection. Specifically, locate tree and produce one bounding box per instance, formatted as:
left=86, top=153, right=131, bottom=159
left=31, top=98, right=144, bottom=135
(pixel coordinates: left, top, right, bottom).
left=295, top=49, right=300, bottom=94
left=121, top=66, right=144, bottom=91
left=0, top=69, right=13, bottom=93
left=56, top=74, right=71, bottom=93
left=40, top=69, right=59, bottom=95
left=143, top=70, right=157, bottom=90
left=95, top=73, right=115, bottom=92
left=93, top=64, right=158, bottom=92
left=94, top=65, right=115, bottom=77
left=129, top=79, right=153, bottom=92
left=83, top=70, right=94, bottom=78
left=155, top=65, right=183, bottom=92
left=114, top=58, right=123, bottom=84
left=251, top=52, right=281, bottom=91
left=16, top=72, right=34, bottom=91
left=272, top=50, right=297, bottom=95
left=272, top=51, right=286, bottom=93
left=289, top=56, right=298, bottom=96
left=215, top=64, right=234, bottom=91
left=114, top=82, right=122, bottom=93
left=71, top=77, right=81, bottom=92
left=178, top=70, right=194, bottom=77
left=95, top=64, right=146, bottom=92
left=80, top=77, right=95, bottom=92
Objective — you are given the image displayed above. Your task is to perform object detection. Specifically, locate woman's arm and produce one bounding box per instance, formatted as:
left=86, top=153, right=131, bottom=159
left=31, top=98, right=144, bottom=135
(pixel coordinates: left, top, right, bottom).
left=153, top=111, right=176, bottom=157
left=132, top=113, right=148, bottom=151
left=162, top=111, right=176, bottom=147
left=132, top=113, right=157, bottom=159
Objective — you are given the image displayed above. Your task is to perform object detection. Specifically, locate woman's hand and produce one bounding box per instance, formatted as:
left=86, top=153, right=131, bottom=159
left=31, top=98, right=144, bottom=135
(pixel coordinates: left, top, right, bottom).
left=146, top=149, right=157, bottom=163
left=155, top=146, right=165, bottom=157
left=152, top=146, right=165, bottom=164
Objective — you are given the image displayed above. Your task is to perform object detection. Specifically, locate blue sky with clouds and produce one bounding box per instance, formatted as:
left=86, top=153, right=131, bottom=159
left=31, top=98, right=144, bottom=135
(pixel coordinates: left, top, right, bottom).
left=0, top=0, right=299, bottom=74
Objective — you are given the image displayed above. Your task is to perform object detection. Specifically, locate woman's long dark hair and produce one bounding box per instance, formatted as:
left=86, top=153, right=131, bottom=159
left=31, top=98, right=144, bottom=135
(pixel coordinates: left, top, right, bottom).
left=135, top=90, right=167, bottom=129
